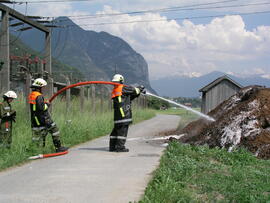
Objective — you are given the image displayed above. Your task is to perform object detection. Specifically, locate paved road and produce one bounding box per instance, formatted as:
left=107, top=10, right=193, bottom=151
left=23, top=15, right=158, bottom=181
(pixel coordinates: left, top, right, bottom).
left=0, top=114, right=180, bottom=203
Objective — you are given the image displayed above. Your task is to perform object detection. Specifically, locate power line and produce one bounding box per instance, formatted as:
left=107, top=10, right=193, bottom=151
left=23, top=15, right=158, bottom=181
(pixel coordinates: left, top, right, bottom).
left=53, top=1, right=270, bottom=23
left=48, top=0, right=242, bottom=20
left=8, top=0, right=97, bottom=3
left=58, top=10, right=270, bottom=28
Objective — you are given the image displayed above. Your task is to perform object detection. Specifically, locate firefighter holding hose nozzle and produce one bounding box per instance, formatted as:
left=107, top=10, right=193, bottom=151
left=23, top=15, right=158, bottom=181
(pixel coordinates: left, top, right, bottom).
left=0, top=91, right=17, bottom=149
left=110, top=74, right=146, bottom=152
left=28, top=78, right=68, bottom=152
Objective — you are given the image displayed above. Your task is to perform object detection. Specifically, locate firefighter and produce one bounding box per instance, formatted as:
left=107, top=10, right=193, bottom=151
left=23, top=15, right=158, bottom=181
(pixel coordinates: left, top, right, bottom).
left=28, top=78, right=68, bottom=152
left=109, top=74, right=146, bottom=152
left=0, top=91, right=17, bottom=149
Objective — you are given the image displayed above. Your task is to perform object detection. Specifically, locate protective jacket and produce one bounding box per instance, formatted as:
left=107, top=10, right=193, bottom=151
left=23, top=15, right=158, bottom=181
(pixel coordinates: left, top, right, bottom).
left=28, top=91, right=52, bottom=128
left=111, top=85, right=140, bottom=125
left=0, top=100, right=15, bottom=132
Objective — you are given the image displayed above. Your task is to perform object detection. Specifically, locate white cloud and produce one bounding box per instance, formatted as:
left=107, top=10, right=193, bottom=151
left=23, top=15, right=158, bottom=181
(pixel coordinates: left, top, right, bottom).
left=11, top=2, right=270, bottom=79
left=77, top=7, right=270, bottom=79
left=253, top=68, right=266, bottom=74
left=261, top=74, right=270, bottom=79
left=13, top=2, right=89, bottom=18
left=85, top=0, right=270, bottom=14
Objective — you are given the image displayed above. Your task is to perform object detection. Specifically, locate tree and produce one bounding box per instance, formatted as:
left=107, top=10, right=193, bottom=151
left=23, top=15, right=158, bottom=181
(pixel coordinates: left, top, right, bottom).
left=147, top=97, right=170, bottom=110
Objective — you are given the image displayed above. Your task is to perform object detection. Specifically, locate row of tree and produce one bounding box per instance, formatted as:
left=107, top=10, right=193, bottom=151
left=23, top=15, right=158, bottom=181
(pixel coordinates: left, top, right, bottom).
left=147, top=96, right=201, bottom=110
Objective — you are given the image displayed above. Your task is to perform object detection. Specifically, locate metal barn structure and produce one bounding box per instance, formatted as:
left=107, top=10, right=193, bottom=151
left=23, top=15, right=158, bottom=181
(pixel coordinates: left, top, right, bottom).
left=199, top=75, right=243, bottom=114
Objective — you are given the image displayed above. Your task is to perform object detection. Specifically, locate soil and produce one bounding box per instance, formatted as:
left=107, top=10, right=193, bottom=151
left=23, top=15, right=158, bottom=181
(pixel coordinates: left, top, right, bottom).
left=177, top=85, right=270, bottom=159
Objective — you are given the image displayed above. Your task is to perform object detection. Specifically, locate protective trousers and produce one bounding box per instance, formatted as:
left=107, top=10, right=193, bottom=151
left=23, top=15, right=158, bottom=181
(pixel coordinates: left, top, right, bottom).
left=32, top=122, right=61, bottom=148
left=0, top=121, right=12, bottom=148
left=109, top=124, right=129, bottom=151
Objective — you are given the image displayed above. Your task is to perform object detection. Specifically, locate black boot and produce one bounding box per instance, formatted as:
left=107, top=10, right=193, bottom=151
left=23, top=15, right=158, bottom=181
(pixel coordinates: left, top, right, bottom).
left=115, top=147, right=129, bottom=152
left=53, top=138, right=68, bottom=152
left=56, top=146, right=69, bottom=152
left=109, top=139, right=116, bottom=152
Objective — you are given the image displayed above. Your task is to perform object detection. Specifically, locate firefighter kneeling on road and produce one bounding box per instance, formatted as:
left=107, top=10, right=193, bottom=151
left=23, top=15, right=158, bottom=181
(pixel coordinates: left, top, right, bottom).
left=110, top=74, right=146, bottom=152
left=0, top=91, right=17, bottom=149
left=28, top=78, right=68, bottom=152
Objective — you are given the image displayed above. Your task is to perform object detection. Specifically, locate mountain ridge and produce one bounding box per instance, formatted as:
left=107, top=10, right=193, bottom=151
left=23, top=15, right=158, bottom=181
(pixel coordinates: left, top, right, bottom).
left=17, top=17, right=155, bottom=93
left=151, top=71, right=270, bottom=97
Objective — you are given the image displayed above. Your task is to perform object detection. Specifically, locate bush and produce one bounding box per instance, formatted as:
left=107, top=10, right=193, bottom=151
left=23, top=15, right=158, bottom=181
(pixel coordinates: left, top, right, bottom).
left=147, top=97, right=169, bottom=110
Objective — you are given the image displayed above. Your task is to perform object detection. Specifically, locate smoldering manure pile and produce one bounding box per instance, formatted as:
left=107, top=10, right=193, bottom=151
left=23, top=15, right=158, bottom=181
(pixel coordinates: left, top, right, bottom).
left=178, top=86, right=270, bottom=159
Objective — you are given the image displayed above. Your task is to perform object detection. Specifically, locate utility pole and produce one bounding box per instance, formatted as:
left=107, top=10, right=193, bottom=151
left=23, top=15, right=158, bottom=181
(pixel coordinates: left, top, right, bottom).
left=0, top=8, right=10, bottom=94
left=44, top=31, right=53, bottom=97
left=61, top=74, right=71, bottom=114
left=0, top=3, right=51, bottom=95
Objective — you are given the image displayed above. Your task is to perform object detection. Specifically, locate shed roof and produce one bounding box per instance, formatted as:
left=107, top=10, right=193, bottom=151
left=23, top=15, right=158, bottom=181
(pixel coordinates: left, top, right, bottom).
left=199, top=75, right=243, bottom=92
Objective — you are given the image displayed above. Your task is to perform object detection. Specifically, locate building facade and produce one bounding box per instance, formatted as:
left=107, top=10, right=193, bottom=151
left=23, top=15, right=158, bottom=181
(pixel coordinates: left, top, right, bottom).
left=199, top=75, right=242, bottom=114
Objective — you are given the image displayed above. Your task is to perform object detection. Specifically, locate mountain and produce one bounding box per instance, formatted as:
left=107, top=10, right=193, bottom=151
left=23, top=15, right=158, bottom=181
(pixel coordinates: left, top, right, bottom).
left=18, top=17, right=155, bottom=93
left=151, top=71, right=270, bottom=97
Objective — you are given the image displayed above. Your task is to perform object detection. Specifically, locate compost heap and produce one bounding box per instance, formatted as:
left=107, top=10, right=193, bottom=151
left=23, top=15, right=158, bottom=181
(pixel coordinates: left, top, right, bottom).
left=179, top=85, right=270, bottom=159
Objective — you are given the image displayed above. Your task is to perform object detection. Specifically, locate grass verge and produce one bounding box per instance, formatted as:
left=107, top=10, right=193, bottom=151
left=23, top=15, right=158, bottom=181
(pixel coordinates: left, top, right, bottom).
left=139, top=142, right=270, bottom=202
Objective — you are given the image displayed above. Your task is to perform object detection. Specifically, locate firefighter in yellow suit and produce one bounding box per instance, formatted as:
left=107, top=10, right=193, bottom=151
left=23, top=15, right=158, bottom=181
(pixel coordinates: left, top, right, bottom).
left=110, top=74, right=145, bottom=152
left=28, top=78, right=68, bottom=152
left=0, top=91, right=17, bottom=148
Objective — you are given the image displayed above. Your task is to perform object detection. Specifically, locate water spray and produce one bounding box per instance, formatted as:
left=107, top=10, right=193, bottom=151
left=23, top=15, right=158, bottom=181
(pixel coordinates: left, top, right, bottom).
left=145, top=92, right=215, bottom=122
left=49, top=82, right=215, bottom=122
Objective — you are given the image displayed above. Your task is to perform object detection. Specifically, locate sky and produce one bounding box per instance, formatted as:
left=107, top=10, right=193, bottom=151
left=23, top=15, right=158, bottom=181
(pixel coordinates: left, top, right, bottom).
left=5, top=0, right=270, bottom=80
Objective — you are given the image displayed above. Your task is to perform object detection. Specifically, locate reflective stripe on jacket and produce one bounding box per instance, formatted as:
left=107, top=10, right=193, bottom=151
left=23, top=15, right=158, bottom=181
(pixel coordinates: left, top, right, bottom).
left=0, top=100, right=13, bottom=131
left=112, top=85, right=140, bottom=125
left=28, top=91, right=52, bottom=127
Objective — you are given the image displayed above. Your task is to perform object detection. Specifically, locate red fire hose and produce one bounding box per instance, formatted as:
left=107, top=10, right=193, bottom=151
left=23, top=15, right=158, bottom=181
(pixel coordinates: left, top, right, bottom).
left=29, top=81, right=123, bottom=160
left=49, top=81, right=124, bottom=103
left=29, top=151, right=68, bottom=160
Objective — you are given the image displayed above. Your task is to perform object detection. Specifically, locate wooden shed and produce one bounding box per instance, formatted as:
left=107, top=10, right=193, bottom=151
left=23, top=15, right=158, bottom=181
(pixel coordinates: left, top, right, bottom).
left=199, top=75, right=242, bottom=114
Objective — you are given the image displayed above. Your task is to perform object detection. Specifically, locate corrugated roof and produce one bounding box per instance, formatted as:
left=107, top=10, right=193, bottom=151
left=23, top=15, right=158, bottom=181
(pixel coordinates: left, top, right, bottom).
left=199, top=75, right=243, bottom=92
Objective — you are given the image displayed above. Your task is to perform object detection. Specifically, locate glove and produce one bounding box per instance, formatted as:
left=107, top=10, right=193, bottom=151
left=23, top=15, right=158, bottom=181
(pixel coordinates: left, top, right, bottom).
left=2, top=111, right=16, bottom=121
left=10, top=110, right=16, bottom=116
left=138, top=85, right=146, bottom=94
left=11, top=111, right=16, bottom=122
left=45, top=101, right=51, bottom=107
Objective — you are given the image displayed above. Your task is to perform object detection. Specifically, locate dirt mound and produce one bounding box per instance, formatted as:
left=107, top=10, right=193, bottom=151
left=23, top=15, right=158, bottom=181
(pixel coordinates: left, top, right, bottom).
left=179, top=86, right=270, bottom=159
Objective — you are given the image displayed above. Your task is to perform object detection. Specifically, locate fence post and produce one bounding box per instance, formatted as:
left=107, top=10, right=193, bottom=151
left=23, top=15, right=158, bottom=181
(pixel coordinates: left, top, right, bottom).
left=25, top=71, right=32, bottom=117
left=91, top=85, right=96, bottom=116
left=144, top=95, right=147, bottom=108
left=80, top=85, right=85, bottom=112
left=108, top=91, right=112, bottom=112
left=100, top=86, right=104, bottom=114
left=60, top=74, right=71, bottom=114
left=87, top=86, right=90, bottom=101
left=66, top=78, right=71, bottom=113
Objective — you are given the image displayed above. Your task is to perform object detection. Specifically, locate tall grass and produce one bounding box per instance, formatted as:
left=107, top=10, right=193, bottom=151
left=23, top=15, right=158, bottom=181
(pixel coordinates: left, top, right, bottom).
left=139, top=142, right=270, bottom=202
left=0, top=95, right=155, bottom=171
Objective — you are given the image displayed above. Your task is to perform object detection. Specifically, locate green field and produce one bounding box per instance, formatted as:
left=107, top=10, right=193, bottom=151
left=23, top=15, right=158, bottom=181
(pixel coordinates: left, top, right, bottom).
left=0, top=96, right=155, bottom=171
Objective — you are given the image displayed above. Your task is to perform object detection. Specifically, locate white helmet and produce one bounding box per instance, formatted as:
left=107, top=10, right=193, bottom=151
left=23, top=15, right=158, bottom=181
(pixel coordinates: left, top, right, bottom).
left=4, top=91, right=17, bottom=99
left=32, top=78, right=47, bottom=87
left=112, top=74, right=124, bottom=83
